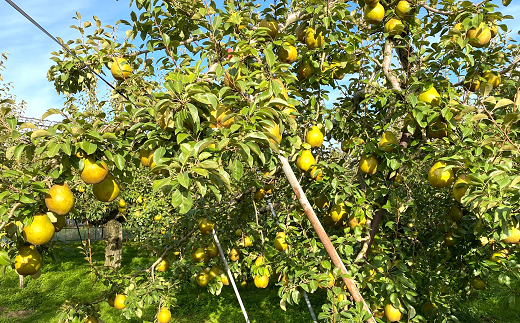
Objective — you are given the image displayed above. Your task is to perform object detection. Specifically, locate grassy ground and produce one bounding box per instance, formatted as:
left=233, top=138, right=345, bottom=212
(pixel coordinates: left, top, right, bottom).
left=0, top=241, right=519, bottom=322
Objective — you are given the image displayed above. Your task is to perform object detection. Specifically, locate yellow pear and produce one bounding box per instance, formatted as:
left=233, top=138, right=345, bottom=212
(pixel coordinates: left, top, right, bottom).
left=359, top=154, right=379, bottom=175
left=483, top=70, right=501, bottom=88
left=364, top=3, right=385, bottom=24
left=428, top=161, right=454, bottom=188
left=92, top=173, right=120, bottom=202
left=254, top=275, right=269, bottom=288
left=15, top=245, right=42, bottom=276
left=110, top=58, right=132, bottom=81
left=114, top=294, right=127, bottom=310
left=196, top=270, right=211, bottom=287
left=396, top=1, right=414, bottom=19
left=379, top=131, right=398, bottom=152
left=306, top=126, right=324, bottom=148
left=264, top=123, right=282, bottom=145
left=156, top=259, right=169, bottom=272
left=305, top=27, right=325, bottom=49
left=80, top=155, right=109, bottom=184
left=448, top=206, right=463, bottom=222
left=471, top=276, right=486, bottom=290
left=453, top=174, right=470, bottom=203
left=23, top=213, right=55, bottom=245
left=385, top=301, right=403, bottom=322
left=329, top=203, right=346, bottom=222
left=140, top=149, right=151, bottom=166
left=45, top=183, right=74, bottom=215
left=296, top=150, right=315, bottom=172
left=467, top=23, right=491, bottom=48
left=384, top=18, right=405, bottom=36
left=274, top=232, right=288, bottom=251
left=278, top=43, right=297, bottom=64
left=198, top=218, right=214, bottom=234
left=501, top=226, right=520, bottom=244
left=418, top=86, right=441, bottom=106
left=192, top=247, right=206, bottom=262
left=230, top=248, right=240, bottom=261
left=157, top=307, right=171, bottom=323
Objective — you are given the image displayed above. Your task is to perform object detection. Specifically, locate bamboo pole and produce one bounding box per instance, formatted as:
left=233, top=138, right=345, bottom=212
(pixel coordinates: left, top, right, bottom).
left=278, top=155, right=375, bottom=323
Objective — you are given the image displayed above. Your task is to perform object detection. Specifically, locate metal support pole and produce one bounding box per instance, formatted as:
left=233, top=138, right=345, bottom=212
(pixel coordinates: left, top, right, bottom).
left=278, top=155, right=375, bottom=323
left=212, top=228, right=251, bottom=323
left=267, top=198, right=317, bottom=323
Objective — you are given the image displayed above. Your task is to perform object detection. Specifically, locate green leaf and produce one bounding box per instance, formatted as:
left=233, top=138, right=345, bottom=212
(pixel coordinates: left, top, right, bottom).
left=0, top=251, right=10, bottom=266
left=192, top=93, right=218, bottom=109
left=231, top=159, right=244, bottom=181
left=153, top=177, right=172, bottom=193
left=264, top=47, right=275, bottom=68
left=178, top=172, right=190, bottom=189
left=31, top=130, right=52, bottom=140
left=42, top=109, right=62, bottom=120
left=80, top=142, right=97, bottom=155
left=114, top=154, right=125, bottom=171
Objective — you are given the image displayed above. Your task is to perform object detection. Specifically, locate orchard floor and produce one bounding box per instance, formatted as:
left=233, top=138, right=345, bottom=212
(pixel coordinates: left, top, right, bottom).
left=0, top=241, right=518, bottom=323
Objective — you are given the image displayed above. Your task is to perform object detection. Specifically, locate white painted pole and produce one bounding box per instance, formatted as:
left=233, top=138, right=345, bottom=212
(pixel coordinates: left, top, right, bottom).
left=267, top=198, right=317, bottom=323
left=212, top=228, right=251, bottom=323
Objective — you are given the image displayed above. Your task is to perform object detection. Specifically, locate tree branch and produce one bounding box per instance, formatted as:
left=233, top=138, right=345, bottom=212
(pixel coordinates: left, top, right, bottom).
left=382, top=40, right=402, bottom=91
left=417, top=2, right=454, bottom=16
left=0, top=202, right=21, bottom=232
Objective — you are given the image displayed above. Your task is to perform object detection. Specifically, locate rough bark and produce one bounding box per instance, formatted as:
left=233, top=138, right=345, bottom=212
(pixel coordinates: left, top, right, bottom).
left=104, top=219, right=122, bottom=268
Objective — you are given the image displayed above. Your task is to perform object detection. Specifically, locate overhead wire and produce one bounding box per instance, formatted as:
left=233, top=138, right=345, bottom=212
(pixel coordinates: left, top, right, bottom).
left=4, top=0, right=131, bottom=102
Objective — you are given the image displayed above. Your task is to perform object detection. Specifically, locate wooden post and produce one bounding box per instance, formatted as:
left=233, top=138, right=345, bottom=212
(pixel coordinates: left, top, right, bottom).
left=278, top=155, right=375, bottom=323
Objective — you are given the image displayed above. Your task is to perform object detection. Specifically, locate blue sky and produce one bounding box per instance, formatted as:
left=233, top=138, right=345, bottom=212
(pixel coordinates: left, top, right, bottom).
left=1, top=0, right=518, bottom=120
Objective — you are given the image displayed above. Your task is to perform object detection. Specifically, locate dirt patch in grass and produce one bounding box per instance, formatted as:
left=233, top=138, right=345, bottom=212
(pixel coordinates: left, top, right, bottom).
left=0, top=307, right=35, bottom=319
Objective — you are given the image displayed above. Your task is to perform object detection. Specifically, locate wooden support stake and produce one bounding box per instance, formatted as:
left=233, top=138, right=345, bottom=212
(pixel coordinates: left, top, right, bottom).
left=278, top=155, right=375, bottom=323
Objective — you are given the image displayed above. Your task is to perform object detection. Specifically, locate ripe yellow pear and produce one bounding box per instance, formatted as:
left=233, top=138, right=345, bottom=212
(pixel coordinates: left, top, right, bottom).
left=114, top=294, right=127, bottom=310
left=306, top=126, right=324, bottom=148
left=209, top=266, right=220, bottom=279
left=139, top=149, right=151, bottom=166
left=110, top=58, right=132, bottom=81
left=384, top=18, right=405, bottom=36
left=359, top=154, right=379, bottom=175
left=274, top=232, right=288, bottom=251
left=85, top=316, right=98, bottom=323
left=364, top=3, right=385, bottom=24
left=254, top=188, right=265, bottom=200
left=379, top=131, right=398, bottom=152
left=501, top=226, right=520, bottom=244
left=305, top=27, right=325, bottom=49
left=230, top=248, right=240, bottom=261
left=278, top=43, right=297, bottom=64
left=157, top=307, right=172, bottom=323
left=453, top=174, right=470, bottom=203
left=156, top=259, right=169, bottom=272
left=296, top=150, right=315, bottom=172
left=318, top=272, right=335, bottom=289
left=483, top=70, right=501, bottom=88
left=259, top=18, right=278, bottom=38
left=23, top=214, right=55, bottom=245
left=192, top=247, right=206, bottom=262
left=329, top=203, right=346, bottom=222
left=221, top=273, right=230, bottom=285
left=297, top=61, right=314, bottom=80
left=45, top=183, right=74, bottom=215
left=196, top=270, right=211, bottom=287
left=396, top=1, right=414, bottom=19
left=206, top=242, right=219, bottom=258
left=264, top=123, right=282, bottom=145
left=15, top=245, right=42, bottom=276
left=254, top=275, right=269, bottom=288
left=464, top=76, right=480, bottom=92
left=384, top=301, right=402, bottom=322
left=198, top=218, right=214, bottom=234
left=92, top=173, right=120, bottom=202
left=80, top=155, right=109, bottom=184
left=428, top=161, right=454, bottom=188
left=418, top=86, right=441, bottom=106
left=467, top=23, right=491, bottom=48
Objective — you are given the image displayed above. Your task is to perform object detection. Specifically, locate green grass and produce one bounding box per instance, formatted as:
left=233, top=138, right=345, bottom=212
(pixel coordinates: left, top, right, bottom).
left=1, top=242, right=519, bottom=323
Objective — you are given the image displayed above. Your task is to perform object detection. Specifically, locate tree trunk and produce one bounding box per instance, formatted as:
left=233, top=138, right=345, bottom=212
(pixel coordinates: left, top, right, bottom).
left=104, top=219, right=122, bottom=268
